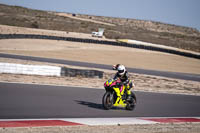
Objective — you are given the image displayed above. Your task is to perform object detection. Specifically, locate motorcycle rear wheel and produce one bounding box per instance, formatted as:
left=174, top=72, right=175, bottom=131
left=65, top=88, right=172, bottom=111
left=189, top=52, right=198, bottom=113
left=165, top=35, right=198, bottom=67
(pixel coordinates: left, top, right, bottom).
left=102, top=92, right=114, bottom=110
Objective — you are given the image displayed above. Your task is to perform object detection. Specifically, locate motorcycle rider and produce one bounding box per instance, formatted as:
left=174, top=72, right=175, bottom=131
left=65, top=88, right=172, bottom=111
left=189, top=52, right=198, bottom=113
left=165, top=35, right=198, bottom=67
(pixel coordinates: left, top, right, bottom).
left=112, top=64, right=134, bottom=105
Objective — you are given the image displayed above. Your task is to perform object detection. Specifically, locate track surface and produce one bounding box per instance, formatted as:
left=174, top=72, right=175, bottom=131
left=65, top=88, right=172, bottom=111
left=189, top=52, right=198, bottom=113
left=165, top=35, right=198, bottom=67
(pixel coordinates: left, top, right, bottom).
left=1, top=82, right=200, bottom=119
left=0, top=53, right=200, bottom=82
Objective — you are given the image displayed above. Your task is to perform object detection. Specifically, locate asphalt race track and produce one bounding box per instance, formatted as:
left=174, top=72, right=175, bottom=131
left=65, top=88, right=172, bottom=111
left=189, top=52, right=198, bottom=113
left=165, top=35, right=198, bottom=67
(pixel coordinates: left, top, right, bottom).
left=0, top=53, right=200, bottom=82
left=1, top=82, right=200, bottom=119
left=0, top=53, right=200, bottom=119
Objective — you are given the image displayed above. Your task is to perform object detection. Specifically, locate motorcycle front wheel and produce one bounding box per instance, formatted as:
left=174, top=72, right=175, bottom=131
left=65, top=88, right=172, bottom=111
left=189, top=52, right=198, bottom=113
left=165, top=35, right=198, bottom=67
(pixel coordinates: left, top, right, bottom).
left=102, top=92, right=114, bottom=110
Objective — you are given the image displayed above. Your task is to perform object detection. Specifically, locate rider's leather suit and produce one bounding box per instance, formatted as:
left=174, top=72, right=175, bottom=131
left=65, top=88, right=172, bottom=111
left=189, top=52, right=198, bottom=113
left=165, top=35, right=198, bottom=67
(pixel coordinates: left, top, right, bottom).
left=112, top=64, right=134, bottom=105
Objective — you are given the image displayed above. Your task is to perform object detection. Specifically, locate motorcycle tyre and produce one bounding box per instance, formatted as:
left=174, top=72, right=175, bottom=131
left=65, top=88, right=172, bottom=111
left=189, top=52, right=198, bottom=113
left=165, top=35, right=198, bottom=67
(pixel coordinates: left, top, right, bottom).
left=126, top=92, right=137, bottom=111
left=102, top=92, right=113, bottom=110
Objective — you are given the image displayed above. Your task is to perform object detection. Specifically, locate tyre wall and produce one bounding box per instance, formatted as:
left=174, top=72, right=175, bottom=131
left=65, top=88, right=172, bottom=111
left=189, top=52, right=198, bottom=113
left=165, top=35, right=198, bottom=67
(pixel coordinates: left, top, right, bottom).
left=0, top=34, right=199, bottom=59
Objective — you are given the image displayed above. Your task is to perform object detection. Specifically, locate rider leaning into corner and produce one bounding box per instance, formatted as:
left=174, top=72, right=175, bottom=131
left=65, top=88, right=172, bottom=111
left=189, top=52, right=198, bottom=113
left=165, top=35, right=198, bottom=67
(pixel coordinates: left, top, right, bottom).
left=112, top=64, right=135, bottom=105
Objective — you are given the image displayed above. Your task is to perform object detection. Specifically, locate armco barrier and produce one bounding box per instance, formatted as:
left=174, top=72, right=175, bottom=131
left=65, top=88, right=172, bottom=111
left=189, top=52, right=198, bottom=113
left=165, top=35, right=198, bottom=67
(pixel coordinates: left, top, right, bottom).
left=0, top=34, right=199, bottom=59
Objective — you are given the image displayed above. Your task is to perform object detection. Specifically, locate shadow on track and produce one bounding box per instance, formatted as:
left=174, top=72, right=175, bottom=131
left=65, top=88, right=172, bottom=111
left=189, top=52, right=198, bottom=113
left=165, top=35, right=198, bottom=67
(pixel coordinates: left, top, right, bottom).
left=75, top=100, right=104, bottom=110
left=75, top=100, right=126, bottom=111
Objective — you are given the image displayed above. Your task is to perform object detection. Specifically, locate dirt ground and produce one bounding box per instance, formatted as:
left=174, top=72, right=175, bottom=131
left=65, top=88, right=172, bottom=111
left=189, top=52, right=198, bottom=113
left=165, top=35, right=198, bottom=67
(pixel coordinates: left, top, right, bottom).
left=1, top=24, right=200, bottom=74
left=0, top=25, right=200, bottom=133
left=1, top=123, right=200, bottom=133
left=0, top=39, right=200, bottom=75
left=0, top=24, right=111, bottom=40
left=0, top=25, right=200, bottom=95
left=54, top=12, right=116, bottom=27
left=0, top=24, right=200, bottom=74
left=0, top=58, right=200, bottom=96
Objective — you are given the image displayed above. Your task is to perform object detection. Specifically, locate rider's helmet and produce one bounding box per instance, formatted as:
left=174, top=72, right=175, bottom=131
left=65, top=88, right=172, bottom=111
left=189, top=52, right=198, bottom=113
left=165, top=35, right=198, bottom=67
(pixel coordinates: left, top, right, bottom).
left=117, top=65, right=126, bottom=76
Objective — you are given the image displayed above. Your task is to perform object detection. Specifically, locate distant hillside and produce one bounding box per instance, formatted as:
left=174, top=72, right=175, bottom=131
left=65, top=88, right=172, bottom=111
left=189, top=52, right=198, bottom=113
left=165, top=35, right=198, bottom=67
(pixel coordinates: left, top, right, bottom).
left=0, top=4, right=199, bottom=52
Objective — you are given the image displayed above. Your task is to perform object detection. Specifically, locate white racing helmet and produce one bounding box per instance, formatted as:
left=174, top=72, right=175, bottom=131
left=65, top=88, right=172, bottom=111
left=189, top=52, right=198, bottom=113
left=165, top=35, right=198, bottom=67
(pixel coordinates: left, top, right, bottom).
left=117, top=65, right=126, bottom=76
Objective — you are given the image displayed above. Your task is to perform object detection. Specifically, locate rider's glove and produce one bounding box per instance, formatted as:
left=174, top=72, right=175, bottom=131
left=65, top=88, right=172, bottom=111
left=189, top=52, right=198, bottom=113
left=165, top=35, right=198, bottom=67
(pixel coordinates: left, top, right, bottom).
left=112, top=65, right=117, bottom=70
left=112, top=64, right=120, bottom=70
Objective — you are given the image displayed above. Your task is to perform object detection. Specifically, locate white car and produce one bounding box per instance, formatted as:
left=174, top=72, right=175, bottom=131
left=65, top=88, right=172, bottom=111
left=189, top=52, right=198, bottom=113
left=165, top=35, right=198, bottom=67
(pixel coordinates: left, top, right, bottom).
left=92, top=28, right=104, bottom=38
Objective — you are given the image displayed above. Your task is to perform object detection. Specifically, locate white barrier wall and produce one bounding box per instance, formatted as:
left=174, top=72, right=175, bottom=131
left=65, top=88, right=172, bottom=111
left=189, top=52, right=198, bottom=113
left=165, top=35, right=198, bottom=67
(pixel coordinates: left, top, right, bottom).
left=0, top=63, right=61, bottom=76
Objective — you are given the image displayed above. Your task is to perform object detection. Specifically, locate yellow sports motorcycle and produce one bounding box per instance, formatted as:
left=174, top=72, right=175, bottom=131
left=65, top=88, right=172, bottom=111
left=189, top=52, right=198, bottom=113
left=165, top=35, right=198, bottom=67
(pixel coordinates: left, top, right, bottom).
left=102, top=79, right=137, bottom=110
